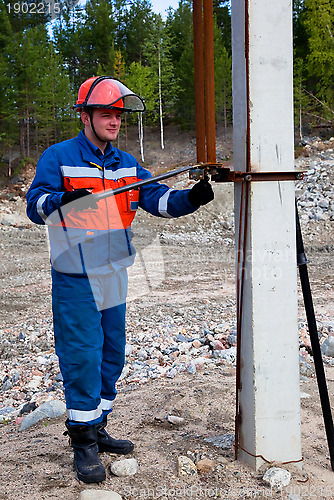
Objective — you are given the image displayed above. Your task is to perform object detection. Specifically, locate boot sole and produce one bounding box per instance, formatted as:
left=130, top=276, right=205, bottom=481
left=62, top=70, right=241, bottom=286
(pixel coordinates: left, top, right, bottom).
left=76, top=470, right=106, bottom=483
left=98, top=444, right=134, bottom=455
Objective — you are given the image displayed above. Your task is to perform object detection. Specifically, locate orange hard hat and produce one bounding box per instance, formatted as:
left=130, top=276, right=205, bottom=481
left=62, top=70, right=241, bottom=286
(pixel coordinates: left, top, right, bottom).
left=74, top=76, right=145, bottom=113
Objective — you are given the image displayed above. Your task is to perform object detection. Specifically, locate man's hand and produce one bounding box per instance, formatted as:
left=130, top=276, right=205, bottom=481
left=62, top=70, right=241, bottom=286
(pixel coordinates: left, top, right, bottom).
left=188, top=179, right=214, bottom=206
left=61, top=189, right=98, bottom=211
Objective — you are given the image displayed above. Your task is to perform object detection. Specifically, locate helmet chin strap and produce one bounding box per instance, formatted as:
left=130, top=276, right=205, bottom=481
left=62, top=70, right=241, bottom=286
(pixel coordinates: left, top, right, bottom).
left=87, top=108, right=106, bottom=145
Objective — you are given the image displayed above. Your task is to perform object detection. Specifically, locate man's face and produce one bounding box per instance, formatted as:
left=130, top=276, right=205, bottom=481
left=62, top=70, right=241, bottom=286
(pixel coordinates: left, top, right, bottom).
left=83, top=108, right=122, bottom=143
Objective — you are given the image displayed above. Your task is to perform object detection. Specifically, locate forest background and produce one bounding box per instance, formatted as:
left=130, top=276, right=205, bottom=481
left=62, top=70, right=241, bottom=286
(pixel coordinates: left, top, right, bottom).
left=0, top=0, right=333, bottom=170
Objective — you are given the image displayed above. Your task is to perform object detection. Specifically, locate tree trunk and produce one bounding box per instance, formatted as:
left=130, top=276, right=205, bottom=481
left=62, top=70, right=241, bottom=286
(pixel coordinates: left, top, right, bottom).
left=299, top=80, right=303, bottom=142
left=36, top=124, right=39, bottom=155
left=158, top=46, right=165, bottom=149
left=8, top=146, right=12, bottom=177
left=20, top=118, right=25, bottom=157
left=138, top=113, right=144, bottom=162
left=26, top=81, right=30, bottom=157
left=223, top=79, right=227, bottom=138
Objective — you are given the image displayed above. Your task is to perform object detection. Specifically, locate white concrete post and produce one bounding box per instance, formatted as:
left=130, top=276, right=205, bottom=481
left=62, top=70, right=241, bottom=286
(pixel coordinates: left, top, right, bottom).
left=231, top=0, right=302, bottom=469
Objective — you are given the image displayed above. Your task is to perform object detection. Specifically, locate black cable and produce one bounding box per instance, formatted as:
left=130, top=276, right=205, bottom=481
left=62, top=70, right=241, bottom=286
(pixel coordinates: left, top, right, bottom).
left=296, top=200, right=334, bottom=472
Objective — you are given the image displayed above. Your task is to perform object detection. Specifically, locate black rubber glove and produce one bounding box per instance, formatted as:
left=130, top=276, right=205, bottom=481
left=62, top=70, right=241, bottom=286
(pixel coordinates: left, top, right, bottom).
left=188, top=179, right=214, bottom=206
left=61, top=189, right=98, bottom=211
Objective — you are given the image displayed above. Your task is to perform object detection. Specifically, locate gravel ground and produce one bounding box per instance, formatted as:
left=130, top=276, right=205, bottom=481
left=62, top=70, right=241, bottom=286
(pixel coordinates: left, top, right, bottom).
left=0, top=133, right=333, bottom=499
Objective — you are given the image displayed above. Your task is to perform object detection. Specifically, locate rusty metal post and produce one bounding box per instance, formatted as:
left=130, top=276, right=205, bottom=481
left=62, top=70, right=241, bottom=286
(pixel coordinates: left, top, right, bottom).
left=193, top=0, right=206, bottom=163
left=203, top=0, right=216, bottom=162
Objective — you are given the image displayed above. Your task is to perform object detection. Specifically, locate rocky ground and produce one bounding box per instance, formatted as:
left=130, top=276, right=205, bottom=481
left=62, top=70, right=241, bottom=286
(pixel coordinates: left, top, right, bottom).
left=0, top=127, right=333, bottom=499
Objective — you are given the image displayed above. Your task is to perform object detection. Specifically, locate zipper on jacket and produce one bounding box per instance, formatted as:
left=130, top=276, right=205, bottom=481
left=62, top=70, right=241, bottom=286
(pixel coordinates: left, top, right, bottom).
left=103, top=163, right=113, bottom=266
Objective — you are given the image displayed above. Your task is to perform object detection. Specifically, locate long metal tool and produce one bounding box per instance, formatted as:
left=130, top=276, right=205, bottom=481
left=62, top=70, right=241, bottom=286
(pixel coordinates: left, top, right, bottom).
left=296, top=201, right=334, bottom=471
left=94, top=165, right=197, bottom=201
left=94, top=164, right=303, bottom=202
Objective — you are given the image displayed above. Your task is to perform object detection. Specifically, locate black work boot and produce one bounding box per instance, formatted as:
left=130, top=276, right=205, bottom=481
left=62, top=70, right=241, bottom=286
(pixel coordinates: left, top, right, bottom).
left=64, top=419, right=106, bottom=483
left=96, top=415, right=134, bottom=454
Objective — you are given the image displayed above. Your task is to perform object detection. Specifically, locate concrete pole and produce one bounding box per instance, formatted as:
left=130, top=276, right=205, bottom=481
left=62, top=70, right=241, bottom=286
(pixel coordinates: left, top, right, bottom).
left=232, top=0, right=302, bottom=469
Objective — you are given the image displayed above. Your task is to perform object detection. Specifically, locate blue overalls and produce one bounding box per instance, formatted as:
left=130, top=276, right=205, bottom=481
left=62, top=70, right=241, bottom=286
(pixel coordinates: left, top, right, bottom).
left=26, top=131, right=198, bottom=424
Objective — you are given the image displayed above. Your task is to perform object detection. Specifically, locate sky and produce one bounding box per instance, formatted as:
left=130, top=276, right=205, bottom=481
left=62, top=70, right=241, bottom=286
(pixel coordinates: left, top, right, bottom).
left=150, top=0, right=179, bottom=17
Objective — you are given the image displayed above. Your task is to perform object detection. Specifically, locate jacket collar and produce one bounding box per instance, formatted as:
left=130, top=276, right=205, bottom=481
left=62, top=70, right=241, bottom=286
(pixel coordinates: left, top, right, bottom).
left=76, top=130, right=120, bottom=167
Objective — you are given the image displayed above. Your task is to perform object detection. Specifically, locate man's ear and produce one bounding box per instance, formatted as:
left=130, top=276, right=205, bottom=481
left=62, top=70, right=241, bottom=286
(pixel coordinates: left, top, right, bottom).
left=81, top=111, right=90, bottom=126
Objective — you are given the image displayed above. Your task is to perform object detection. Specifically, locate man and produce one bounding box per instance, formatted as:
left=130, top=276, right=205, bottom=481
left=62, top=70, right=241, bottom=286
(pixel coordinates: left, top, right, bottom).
left=26, top=76, right=214, bottom=483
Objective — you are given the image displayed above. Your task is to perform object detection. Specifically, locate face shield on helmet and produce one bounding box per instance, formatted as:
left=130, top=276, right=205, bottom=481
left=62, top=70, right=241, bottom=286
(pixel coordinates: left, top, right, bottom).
left=74, top=76, right=146, bottom=113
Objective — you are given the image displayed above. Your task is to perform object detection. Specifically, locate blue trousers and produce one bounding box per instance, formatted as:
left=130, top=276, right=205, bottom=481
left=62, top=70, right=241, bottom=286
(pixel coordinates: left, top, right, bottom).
left=52, top=268, right=127, bottom=425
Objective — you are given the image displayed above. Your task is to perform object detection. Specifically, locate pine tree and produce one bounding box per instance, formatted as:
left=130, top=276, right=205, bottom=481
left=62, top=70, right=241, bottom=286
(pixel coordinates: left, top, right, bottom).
left=213, top=0, right=231, bottom=55
left=0, top=47, right=17, bottom=172
left=143, top=14, right=179, bottom=147
left=293, top=0, right=309, bottom=62
left=0, top=0, right=13, bottom=50
left=0, top=0, right=49, bottom=33
left=3, top=27, right=50, bottom=156
left=97, top=44, right=116, bottom=77
left=166, top=0, right=195, bottom=128
left=303, top=0, right=334, bottom=122
left=122, top=0, right=155, bottom=63
left=84, top=0, right=116, bottom=72
left=1, top=22, right=76, bottom=159
left=38, top=42, right=77, bottom=149
left=213, top=19, right=232, bottom=133
left=126, top=61, right=156, bottom=161
left=53, top=4, right=88, bottom=89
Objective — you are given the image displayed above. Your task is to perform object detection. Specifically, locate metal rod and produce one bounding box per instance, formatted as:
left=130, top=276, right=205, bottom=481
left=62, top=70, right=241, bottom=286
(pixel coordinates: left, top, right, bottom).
left=94, top=165, right=196, bottom=201
left=296, top=201, right=334, bottom=472
left=203, top=0, right=216, bottom=163
left=193, top=0, right=206, bottom=163
left=234, top=171, right=303, bottom=182
left=94, top=166, right=302, bottom=201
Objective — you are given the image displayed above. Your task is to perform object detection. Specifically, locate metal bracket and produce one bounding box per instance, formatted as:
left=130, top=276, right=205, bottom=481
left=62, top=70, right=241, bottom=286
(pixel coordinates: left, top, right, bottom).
left=95, top=162, right=304, bottom=202
left=189, top=163, right=304, bottom=182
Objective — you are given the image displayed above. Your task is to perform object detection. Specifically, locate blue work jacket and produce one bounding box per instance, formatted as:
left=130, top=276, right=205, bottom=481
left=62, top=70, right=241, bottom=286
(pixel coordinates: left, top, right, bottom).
left=26, top=131, right=198, bottom=274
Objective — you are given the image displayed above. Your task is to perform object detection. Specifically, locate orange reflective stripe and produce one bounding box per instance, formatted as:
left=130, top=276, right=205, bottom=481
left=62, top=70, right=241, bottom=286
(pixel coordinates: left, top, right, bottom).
left=59, top=175, right=140, bottom=230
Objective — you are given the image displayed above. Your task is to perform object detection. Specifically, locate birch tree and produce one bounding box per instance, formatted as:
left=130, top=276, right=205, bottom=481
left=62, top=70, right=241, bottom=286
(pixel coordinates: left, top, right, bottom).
left=126, top=61, right=156, bottom=162
left=143, top=15, right=178, bottom=149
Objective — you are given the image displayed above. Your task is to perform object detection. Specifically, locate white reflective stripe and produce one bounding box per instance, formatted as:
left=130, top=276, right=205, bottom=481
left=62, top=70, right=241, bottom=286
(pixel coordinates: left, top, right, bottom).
left=36, top=193, right=50, bottom=221
left=100, top=398, right=113, bottom=411
left=60, top=165, right=137, bottom=180
left=67, top=406, right=102, bottom=422
left=104, top=167, right=137, bottom=180
left=158, top=188, right=175, bottom=218
left=61, top=166, right=102, bottom=178
left=66, top=399, right=113, bottom=422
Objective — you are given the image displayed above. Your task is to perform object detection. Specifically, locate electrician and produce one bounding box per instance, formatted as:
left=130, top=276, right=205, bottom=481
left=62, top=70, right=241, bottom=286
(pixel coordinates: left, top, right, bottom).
left=26, top=76, right=214, bottom=483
